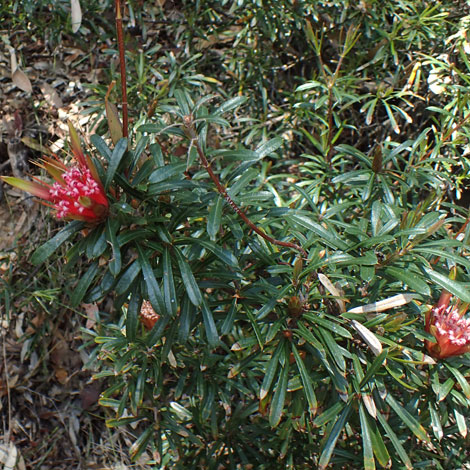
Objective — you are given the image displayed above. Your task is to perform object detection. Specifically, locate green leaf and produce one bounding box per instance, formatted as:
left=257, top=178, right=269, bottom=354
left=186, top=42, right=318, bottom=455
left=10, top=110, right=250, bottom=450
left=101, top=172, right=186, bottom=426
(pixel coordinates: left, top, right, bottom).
left=428, top=403, right=443, bottom=441
left=269, top=360, right=289, bottom=427
left=106, top=219, right=121, bottom=277
left=207, top=195, right=224, bottom=240
left=385, top=393, right=430, bottom=442
left=318, top=402, right=353, bottom=470
left=260, top=341, right=283, bottom=400
left=385, top=267, right=430, bottom=296
left=294, top=323, right=325, bottom=354
left=201, top=299, right=219, bottom=347
left=181, top=238, right=239, bottom=267
left=174, top=247, right=202, bottom=306
left=106, top=416, right=141, bottom=427
left=115, top=260, right=141, bottom=295
left=138, top=246, right=166, bottom=316
left=445, top=364, right=470, bottom=399
left=245, top=309, right=265, bottom=350
left=130, top=426, right=154, bottom=461
left=422, top=267, right=470, bottom=302
left=126, top=289, right=141, bottom=342
left=255, top=297, right=280, bottom=320
left=313, top=402, right=344, bottom=427
left=221, top=299, right=237, bottom=335
left=148, top=162, right=186, bottom=184
left=105, top=137, right=128, bottom=189
left=145, top=315, right=170, bottom=347
left=292, top=344, right=317, bottom=415
left=359, top=402, right=376, bottom=470
left=256, top=137, right=283, bottom=158
left=304, top=314, right=352, bottom=338
left=91, top=134, right=112, bottom=161
left=288, top=213, right=349, bottom=250
left=416, top=247, right=470, bottom=270
left=227, top=168, right=258, bottom=197
left=454, top=407, right=467, bottom=437
left=214, top=96, right=248, bottom=115
left=368, top=411, right=391, bottom=467
left=359, top=349, right=388, bottom=388
left=70, top=260, right=99, bottom=306
left=377, top=411, right=412, bottom=469
left=318, top=328, right=346, bottom=372
left=163, top=247, right=177, bottom=316
left=437, top=377, right=455, bottom=402
left=178, top=296, right=193, bottom=342
left=31, top=221, right=84, bottom=265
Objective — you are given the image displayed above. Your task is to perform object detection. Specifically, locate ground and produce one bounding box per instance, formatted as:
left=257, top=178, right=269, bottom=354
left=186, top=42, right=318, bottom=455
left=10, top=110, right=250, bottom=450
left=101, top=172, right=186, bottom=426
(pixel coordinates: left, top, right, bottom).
left=0, top=17, right=144, bottom=469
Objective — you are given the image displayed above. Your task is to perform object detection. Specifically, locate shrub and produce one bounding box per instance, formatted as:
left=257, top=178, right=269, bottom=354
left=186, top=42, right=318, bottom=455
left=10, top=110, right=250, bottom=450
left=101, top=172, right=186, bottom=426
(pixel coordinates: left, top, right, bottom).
left=5, top=0, right=470, bottom=468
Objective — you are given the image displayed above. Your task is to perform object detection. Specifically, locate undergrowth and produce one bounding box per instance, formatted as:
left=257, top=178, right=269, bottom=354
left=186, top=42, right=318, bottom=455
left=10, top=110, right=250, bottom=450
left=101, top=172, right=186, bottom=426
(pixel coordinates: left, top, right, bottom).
left=3, top=1, right=470, bottom=469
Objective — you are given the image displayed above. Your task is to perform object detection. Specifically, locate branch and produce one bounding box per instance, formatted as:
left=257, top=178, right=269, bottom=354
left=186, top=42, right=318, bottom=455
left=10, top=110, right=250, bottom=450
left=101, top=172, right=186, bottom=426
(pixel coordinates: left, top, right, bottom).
left=183, top=116, right=307, bottom=258
left=115, top=0, right=128, bottom=138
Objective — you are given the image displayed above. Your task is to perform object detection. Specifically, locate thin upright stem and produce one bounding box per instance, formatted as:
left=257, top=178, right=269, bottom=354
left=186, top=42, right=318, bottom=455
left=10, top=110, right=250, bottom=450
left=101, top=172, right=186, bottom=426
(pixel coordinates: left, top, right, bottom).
left=183, top=116, right=307, bottom=258
left=115, top=0, right=128, bottom=138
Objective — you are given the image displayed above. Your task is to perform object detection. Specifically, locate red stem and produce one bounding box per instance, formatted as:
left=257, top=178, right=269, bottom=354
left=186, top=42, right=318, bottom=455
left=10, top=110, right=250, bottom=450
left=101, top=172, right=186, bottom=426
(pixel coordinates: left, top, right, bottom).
left=115, top=0, right=128, bottom=138
left=183, top=117, right=307, bottom=258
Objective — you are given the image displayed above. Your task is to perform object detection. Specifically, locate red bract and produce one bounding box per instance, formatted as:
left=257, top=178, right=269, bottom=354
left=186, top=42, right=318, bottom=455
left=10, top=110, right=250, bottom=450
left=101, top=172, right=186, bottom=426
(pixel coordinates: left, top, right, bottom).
left=425, top=290, right=470, bottom=359
left=1, top=122, right=109, bottom=223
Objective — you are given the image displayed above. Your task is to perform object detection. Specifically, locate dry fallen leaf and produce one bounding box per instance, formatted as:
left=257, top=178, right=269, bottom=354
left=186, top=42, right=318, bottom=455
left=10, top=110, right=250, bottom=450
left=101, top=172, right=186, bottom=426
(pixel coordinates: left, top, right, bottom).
left=347, top=293, right=418, bottom=314
left=83, top=302, right=99, bottom=329
left=12, top=68, right=32, bottom=93
left=39, top=81, right=64, bottom=108
left=55, top=367, right=68, bottom=384
left=350, top=320, right=383, bottom=356
left=0, top=442, right=19, bottom=470
left=71, top=0, right=82, bottom=33
left=318, top=273, right=346, bottom=313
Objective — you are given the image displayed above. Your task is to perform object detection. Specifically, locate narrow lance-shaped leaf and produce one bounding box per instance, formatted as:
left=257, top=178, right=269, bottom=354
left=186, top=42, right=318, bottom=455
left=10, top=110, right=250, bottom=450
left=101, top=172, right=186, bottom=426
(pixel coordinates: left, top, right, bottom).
left=385, top=393, right=430, bottom=442
left=269, top=360, right=289, bottom=427
left=126, top=289, right=141, bottom=342
left=70, top=260, right=99, bottom=307
left=106, top=219, right=121, bottom=277
left=115, top=260, right=141, bottom=296
left=260, top=342, right=283, bottom=400
left=368, top=411, right=391, bottom=467
left=31, top=221, right=85, bottom=265
left=201, top=299, right=219, bottom=348
left=105, top=138, right=128, bottom=189
left=163, top=247, right=178, bottom=316
left=129, top=426, right=154, bottom=461
left=376, top=411, right=412, bottom=470
left=105, top=82, right=123, bottom=145
left=359, top=402, right=376, bottom=470
left=174, top=247, right=202, bottom=306
left=137, top=246, right=165, bottom=316
left=292, top=344, right=317, bottom=415
left=428, top=403, right=443, bottom=441
left=207, top=195, right=224, bottom=240
left=423, top=267, right=470, bottom=303
left=318, top=402, right=353, bottom=470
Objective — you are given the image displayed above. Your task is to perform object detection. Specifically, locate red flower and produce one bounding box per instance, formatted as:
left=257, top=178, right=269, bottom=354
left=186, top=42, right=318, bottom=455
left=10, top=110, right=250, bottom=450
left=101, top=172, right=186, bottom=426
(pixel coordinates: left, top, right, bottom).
left=425, top=290, right=470, bottom=359
left=2, top=122, right=109, bottom=223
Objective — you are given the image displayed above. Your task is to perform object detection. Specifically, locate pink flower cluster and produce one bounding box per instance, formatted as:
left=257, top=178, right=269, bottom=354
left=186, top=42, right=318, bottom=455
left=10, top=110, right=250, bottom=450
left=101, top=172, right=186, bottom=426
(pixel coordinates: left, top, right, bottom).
left=50, top=167, right=108, bottom=220
left=1, top=122, right=109, bottom=223
left=426, top=290, right=470, bottom=359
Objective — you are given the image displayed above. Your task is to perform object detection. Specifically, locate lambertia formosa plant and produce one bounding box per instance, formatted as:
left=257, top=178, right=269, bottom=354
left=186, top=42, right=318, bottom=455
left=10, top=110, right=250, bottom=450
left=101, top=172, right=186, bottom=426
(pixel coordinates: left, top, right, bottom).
left=4, top=1, right=470, bottom=469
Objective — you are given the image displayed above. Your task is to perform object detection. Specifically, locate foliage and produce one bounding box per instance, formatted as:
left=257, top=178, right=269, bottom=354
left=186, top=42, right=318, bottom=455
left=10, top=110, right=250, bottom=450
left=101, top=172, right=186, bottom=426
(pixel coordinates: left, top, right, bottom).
left=5, top=0, right=470, bottom=469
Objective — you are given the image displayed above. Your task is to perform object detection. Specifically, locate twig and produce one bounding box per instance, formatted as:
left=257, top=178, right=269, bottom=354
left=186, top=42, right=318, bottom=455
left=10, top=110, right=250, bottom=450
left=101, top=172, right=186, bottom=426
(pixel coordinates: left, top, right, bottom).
left=419, top=114, right=470, bottom=163
left=183, top=116, right=307, bottom=258
left=115, top=0, right=128, bottom=138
